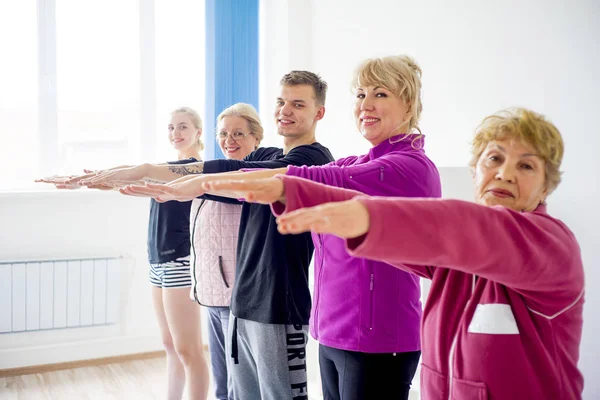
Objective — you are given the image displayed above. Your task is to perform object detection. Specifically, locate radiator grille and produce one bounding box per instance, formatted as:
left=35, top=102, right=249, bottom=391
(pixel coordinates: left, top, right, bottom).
left=0, top=257, right=122, bottom=333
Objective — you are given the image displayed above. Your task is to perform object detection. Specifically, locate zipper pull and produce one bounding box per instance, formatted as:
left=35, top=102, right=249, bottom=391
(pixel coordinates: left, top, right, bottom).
left=379, top=166, right=384, bottom=181
left=370, top=273, right=374, bottom=290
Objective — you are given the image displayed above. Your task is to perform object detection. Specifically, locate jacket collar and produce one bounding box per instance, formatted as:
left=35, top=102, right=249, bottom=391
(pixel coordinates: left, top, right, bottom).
left=369, top=133, right=425, bottom=159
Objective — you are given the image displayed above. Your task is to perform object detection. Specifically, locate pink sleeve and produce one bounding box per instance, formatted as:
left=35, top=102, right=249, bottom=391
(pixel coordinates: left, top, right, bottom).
left=348, top=197, right=584, bottom=313
left=270, top=175, right=363, bottom=216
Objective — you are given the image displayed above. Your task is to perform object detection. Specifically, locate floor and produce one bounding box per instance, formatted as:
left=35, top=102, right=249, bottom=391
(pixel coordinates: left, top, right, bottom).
left=0, top=354, right=419, bottom=399
left=0, top=357, right=182, bottom=400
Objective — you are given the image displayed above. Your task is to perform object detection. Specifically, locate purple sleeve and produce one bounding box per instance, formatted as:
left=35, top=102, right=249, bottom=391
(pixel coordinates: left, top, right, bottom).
left=287, top=152, right=441, bottom=198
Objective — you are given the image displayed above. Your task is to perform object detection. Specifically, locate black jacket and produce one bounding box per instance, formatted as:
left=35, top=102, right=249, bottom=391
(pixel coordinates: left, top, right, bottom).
left=203, top=144, right=334, bottom=324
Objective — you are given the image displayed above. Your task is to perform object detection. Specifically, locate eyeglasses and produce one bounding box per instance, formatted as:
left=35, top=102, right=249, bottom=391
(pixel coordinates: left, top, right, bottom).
left=217, top=131, right=253, bottom=141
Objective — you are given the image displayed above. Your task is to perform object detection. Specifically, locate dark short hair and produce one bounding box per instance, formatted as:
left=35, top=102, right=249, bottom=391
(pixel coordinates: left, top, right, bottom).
left=279, top=70, right=328, bottom=106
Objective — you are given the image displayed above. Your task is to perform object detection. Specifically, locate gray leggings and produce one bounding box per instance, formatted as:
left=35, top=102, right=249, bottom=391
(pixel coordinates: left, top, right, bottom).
left=227, top=316, right=309, bottom=400
left=207, top=307, right=233, bottom=400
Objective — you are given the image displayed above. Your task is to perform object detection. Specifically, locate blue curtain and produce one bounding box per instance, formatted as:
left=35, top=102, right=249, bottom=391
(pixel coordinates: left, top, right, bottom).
left=205, top=0, right=259, bottom=160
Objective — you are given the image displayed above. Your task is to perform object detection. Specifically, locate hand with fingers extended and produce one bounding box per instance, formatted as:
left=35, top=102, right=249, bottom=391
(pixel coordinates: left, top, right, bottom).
left=121, top=174, right=207, bottom=202
left=78, top=164, right=150, bottom=187
left=276, top=199, right=371, bottom=239
left=35, top=174, right=111, bottom=190
left=200, top=177, right=285, bottom=204
left=36, top=171, right=137, bottom=191
left=36, top=175, right=82, bottom=189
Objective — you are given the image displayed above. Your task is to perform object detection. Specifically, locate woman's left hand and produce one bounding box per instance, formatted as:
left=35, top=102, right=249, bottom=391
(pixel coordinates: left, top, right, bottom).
left=36, top=174, right=119, bottom=190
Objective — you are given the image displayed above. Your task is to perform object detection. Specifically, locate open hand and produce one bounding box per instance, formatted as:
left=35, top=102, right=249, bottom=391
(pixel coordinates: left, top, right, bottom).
left=79, top=165, right=146, bottom=187
left=121, top=175, right=207, bottom=202
left=35, top=175, right=83, bottom=189
left=201, top=177, right=285, bottom=204
left=276, top=199, right=370, bottom=238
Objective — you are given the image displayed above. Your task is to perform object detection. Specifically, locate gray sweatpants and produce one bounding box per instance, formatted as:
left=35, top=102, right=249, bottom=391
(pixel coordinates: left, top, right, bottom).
left=226, top=316, right=309, bottom=400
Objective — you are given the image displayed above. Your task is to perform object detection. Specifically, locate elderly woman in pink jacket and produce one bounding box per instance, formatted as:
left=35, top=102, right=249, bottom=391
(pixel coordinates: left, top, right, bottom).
left=190, top=103, right=263, bottom=400
left=203, top=108, right=585, bottom=400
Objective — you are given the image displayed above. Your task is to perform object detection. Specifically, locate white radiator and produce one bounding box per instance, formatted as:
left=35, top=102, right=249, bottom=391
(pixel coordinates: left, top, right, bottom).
left=0, top=257, right=122, bottom=333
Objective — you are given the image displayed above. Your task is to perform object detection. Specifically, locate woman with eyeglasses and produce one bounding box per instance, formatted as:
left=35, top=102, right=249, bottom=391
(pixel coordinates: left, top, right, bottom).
left=189, top=103, right=263, bottom=400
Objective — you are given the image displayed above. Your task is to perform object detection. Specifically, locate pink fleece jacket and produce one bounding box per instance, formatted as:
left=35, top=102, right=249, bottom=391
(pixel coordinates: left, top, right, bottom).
left=276, top=175, right=585, bottom=400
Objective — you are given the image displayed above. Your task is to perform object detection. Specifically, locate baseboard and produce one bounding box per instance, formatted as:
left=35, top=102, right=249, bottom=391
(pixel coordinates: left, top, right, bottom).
left=0, top=350, right=166, bottom=378
left=0, top=343, right=210, bottom=378
left=0, top=334, right=165, bottom=370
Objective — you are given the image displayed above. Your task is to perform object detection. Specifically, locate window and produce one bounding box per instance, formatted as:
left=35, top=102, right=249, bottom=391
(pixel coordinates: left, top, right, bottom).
left=0, top=0, right=206, bottom=191
left=56, top=0, right=141, bottom=172
left=0, top=2, right=38, bottom=190
left=154, top=0, right=205, bottom=162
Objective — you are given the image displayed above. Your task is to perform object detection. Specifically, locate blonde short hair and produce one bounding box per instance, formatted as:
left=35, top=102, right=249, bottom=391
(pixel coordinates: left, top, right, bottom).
left=216, top=103, right=264, bottom=144
left=172, top=107, right=204, bottom=151
left=352, top=55, right=423, bottom=136
left=470, top=108, right=564, bottom=194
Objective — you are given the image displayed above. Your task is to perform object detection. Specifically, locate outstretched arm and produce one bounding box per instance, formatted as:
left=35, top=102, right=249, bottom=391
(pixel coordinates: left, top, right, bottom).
left=273, top=196, right=436, bottom=279
left=273, top=193, right=585, bottom=303
left=119, top=168, right=288, bottom=202
left=202, top=174, right=364, bottom=210
left=78, top=162, right=205, bottom=187
left=348, top=197, right=583, bottom=313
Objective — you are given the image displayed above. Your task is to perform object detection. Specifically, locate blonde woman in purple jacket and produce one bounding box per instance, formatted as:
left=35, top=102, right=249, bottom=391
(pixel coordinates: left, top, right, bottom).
left=174, top=56, right=442, bottom=400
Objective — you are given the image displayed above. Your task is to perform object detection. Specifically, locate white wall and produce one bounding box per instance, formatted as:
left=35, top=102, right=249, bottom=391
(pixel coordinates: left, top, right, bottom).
left=258, top=0, right=317, bottom=148
left=260, top=0, right=600, bottom=398
left=0, top=190, right=163, bottom=369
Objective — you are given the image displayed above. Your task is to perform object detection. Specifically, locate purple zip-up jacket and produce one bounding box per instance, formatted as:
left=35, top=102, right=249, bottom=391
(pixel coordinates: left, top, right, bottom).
left=274, top=134, right=441, bottom=353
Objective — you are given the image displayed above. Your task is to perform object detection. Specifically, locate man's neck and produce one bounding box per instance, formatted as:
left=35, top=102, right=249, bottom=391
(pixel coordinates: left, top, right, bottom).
left=282, top=132, right=317, bottom=155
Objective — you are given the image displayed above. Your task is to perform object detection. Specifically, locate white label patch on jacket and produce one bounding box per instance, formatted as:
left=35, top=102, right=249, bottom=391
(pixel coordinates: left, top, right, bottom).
left=468, top=303, right=520, bottom=335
